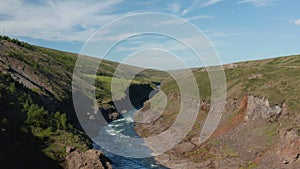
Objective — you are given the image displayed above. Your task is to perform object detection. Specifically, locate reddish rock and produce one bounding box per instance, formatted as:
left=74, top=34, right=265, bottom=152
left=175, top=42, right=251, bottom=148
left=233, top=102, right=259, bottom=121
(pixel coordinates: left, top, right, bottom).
left=276, top=129, right=300, bottom=164
left=260, top=129, right=300, bottom=169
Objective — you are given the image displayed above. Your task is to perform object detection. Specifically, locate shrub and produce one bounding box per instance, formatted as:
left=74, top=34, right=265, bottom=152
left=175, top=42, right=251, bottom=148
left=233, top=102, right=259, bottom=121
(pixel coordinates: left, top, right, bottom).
left=60, top=113, right=67, bottom=130
left=34, top=127, right=53, bottom=140
left=53, top=111, right=68, bottom=130
left=9, top=82, right=16, bottom=93
left=53, top=111, right=61, bottom=129
left=26, top=104, right=49, bottom=128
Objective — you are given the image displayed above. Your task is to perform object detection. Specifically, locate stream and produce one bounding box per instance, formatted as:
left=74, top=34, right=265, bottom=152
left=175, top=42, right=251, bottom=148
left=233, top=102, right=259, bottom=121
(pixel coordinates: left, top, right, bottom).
left=93, top=107, right=168, bottom=169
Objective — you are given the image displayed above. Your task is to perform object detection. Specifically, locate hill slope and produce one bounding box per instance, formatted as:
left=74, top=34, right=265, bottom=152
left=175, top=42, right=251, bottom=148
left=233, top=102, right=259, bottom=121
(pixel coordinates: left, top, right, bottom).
left=0, top=36, right=165, bottom=168
left=2, top=35, right=299, bottom=169
left=135, top=54, right=300, bottom=169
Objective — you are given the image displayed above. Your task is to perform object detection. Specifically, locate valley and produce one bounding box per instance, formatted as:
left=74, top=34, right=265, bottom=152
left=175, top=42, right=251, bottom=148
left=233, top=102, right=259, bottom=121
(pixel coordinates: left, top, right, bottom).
left=1, top=36, right=300, bottom=169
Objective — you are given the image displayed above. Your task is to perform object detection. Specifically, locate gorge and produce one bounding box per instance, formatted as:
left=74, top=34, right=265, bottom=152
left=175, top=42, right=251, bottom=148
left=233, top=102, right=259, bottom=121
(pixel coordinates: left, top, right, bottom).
left=1, top=36, right=300, bottom=169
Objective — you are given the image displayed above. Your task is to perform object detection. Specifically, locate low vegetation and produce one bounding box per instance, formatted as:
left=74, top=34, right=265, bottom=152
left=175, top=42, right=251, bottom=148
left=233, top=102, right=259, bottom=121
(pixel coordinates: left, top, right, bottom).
left=137, top=54, right=300, bottom=168
left=0, top=72, right=90, bottom=164
left=2, top=36, right=299, bottom=168
left=0, top=37, right=166, bottom=167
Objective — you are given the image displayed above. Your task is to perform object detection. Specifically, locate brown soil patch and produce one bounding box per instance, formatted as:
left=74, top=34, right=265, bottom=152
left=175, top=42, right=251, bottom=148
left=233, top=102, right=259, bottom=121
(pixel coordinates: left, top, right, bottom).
left=211, top=96, right=248, bottom=138
left=254, top=154, right=264, bottom=165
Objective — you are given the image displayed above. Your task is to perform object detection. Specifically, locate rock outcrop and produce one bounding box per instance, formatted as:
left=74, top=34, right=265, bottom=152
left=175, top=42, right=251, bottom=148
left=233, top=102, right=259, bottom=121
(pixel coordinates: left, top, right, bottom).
left=108, top=112, right=120, bottom=121
left=99, top=83, right=156, bottom=123
left=259, top=129, right=300, bottom=169
left=276, top=129, right=300, bottom=165
left=66, top=150, right=112, bottom=169
left=100, top=106, right=121, bottom=123
left=135, top=94, right=292, bottom=169
left=244, top=95, right=282, bottom=122
left=248, top=74, right=263, bottom=79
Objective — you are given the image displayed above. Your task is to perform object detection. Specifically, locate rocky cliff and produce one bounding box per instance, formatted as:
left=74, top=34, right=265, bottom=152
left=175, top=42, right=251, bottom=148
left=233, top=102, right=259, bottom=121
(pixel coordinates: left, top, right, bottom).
left=135, top=94, right=298, bottom=169
left=100, top=83, right=156, bottom=123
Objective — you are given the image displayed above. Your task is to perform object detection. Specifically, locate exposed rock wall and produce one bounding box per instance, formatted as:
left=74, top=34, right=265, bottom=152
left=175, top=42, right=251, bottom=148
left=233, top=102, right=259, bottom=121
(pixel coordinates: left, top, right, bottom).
left=101, top=83, right=155, bottom=123
left=245, top=95, right=282, bottom=122
left=135, top=94, right=291, bottom=169
left=113, top=83, right=156, bottom=113
left=259, top=129, right=300, bottom=169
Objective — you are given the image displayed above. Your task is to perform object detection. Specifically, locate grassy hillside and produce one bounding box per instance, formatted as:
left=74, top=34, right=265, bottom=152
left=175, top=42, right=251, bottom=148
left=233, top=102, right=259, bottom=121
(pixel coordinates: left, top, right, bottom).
left=225, top=55, right=300, bottom=110
left=136, top=54, right=300, bottom=168
left=161, top=54, right=300, bottom=112
left=0, top=36, right=166, bottom=168
left=2, top=35, right=299, bottom=168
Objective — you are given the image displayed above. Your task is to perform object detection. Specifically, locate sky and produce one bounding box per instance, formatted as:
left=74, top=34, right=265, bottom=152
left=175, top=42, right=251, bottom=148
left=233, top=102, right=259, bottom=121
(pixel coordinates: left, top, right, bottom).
left=1, top=0, right=300, bottom=69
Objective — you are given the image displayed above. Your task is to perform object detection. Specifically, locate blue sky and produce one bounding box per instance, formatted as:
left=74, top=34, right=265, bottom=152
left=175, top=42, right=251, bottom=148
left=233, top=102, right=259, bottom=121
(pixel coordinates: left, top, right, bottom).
left=1, top=0, right=300, bottom=68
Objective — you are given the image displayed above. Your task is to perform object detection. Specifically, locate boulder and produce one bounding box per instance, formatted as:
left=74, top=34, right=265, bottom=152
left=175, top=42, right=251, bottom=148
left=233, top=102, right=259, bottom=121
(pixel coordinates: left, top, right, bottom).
left=66, top=150, right=112, bottom=169
left=108, top=112, right=120, bottom=121
left=174, top=142, right=195, bottom=153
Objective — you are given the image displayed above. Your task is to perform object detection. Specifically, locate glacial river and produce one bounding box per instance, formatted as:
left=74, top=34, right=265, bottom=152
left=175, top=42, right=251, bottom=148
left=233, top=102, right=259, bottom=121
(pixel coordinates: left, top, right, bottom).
left=94, top=108, right=168, bottom=169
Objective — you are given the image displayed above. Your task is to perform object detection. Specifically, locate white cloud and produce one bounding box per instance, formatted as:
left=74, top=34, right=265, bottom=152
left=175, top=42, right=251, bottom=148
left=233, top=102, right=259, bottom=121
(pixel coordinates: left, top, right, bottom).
left=238, top=0, right=275, bottom=6
left=180, top=0, right=222, bottom=16
left=292, top=19, right=300, bottom=26
left=0, top=0, right=219, bottom=42
left=0, top=0, right=123, bottom=41
left=201, top=0, right=222, bottom=7
left=186, top=15, right=214, bottom=21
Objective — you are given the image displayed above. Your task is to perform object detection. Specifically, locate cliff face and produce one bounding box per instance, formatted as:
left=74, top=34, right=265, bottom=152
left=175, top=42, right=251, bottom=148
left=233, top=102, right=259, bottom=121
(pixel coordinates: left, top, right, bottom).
left=134, top=93, right=298, bottom=169
left=99, top=83, right=156, bottom=123
left=114, top=84, right=156, bottom=112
